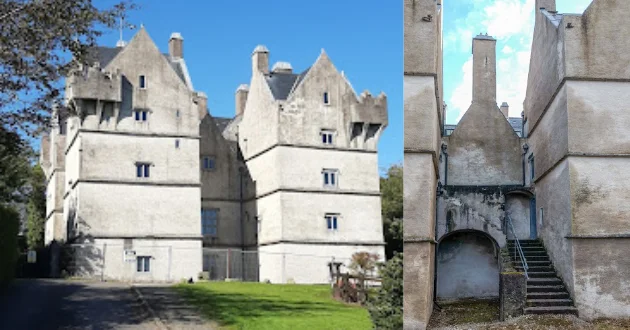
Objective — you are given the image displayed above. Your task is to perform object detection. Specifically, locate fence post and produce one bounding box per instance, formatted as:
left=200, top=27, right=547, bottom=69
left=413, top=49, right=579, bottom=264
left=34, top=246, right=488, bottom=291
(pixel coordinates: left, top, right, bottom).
left=282, top=253, right=286, bottom=284
left=101, top=243, right=107, bottom=282
left=227, top=249, right=231, bottom=280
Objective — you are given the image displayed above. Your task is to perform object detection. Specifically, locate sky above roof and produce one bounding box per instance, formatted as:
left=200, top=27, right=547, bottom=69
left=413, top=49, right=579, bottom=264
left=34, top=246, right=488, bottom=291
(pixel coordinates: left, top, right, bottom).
left=443, top=0, right=594, bottom=124
left=95, top=0, right=401, bottom=171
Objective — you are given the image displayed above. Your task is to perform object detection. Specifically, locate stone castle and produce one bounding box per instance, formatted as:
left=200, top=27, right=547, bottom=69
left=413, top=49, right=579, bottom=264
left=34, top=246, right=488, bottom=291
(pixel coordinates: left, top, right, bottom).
left=404, top=0, right=630, bottom=329
left=40, top=27, right=388, bottom=284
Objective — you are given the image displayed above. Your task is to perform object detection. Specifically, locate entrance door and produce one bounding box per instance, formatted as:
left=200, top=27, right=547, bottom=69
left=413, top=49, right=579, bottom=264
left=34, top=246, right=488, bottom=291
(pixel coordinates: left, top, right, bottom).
left=529, top=198, right=537, bottom=239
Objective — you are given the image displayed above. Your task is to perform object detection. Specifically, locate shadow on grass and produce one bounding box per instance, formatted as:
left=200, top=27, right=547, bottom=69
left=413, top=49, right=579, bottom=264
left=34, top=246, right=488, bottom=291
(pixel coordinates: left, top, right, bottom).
left=174, top=284, right=364, bottom=329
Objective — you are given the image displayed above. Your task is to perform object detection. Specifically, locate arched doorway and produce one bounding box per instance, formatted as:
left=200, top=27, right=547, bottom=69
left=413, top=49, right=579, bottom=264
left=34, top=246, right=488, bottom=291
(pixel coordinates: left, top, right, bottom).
left=504, top=190, right=535, bottom=240
left=436, top=230, right=499, bottom=300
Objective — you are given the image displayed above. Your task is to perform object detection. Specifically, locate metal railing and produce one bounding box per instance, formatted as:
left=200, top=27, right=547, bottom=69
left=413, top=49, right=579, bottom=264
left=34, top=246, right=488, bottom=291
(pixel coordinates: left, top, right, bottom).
left=506, top=214, right=529, bottom=279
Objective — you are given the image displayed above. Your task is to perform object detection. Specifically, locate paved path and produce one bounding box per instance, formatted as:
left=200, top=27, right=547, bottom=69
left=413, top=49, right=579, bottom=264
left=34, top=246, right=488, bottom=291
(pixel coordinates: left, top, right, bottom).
left=0, top=279, right=158, bottom=330
left=134, top=285, right=218, bottom=330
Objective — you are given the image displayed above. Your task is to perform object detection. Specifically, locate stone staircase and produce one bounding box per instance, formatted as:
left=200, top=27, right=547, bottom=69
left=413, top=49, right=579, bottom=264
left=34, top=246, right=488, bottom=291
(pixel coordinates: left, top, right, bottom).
left=507, top=239, right=578, bottom=316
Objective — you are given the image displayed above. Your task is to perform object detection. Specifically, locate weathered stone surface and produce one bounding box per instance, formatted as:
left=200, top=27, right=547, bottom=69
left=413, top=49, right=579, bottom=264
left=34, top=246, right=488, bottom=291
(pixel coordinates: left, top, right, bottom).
left=500, top=272, right=526, bottom=321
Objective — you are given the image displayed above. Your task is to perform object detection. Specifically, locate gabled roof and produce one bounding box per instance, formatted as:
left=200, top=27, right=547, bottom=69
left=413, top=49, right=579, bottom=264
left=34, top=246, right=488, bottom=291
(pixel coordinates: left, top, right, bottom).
left=214, top=117, right=233, bottom=132
left=85, top=47, right=188, bottom=87
left=445, top=117, right=523, bottom=136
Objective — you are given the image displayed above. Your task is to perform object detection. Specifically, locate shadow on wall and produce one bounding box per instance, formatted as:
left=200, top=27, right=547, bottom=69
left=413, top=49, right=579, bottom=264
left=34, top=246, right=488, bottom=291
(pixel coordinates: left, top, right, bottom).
left=437, top=230, right=499, bottom=300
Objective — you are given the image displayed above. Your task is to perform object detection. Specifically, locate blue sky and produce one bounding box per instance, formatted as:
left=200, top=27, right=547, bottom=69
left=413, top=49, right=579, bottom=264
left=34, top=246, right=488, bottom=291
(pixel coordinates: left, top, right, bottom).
left=443, top=0, right=594, bottom=124
left=95, top=0, right=402, bottom=172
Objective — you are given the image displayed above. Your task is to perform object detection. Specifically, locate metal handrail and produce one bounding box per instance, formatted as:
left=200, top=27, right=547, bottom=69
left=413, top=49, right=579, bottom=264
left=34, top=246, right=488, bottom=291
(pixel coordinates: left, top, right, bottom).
left=506, top=215, right=529, bottom=279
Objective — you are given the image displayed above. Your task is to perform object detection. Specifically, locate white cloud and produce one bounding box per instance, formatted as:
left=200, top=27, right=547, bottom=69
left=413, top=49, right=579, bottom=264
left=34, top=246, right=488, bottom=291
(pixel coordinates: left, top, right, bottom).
left=502, top=45, right=514, bottom=54
left=450, top=57, right=473, bottom=122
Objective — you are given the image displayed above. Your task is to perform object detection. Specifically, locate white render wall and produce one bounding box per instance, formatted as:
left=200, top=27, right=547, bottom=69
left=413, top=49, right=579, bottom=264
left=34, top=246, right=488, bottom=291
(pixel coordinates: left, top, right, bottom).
left=259, top=243, right=384, bottom=284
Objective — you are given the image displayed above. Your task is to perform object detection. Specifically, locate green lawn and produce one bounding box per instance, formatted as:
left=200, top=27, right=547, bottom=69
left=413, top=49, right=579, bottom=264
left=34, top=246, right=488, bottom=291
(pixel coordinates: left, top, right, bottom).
left=174, top=281, right=373, bottom=330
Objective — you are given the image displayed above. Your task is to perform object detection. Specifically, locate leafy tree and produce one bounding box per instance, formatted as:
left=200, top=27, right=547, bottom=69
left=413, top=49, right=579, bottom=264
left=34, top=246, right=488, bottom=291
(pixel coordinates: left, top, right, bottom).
left=0, top=125, right=31, bottom=204
left=0, top=205, right=20, bottom=289
left=349, top=251, right=380, bottom=279
left=26, top=164, right=46, bottom=249
left=0, top=0, right=136, bottom=135
left=368, top=252, right=403, bottom=330
left=381, top=164, right=403, bottom=259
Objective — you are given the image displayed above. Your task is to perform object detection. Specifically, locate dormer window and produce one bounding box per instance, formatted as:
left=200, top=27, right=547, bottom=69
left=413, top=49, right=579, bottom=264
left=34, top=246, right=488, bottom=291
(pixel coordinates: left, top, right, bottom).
left=139, top=75, right=147, bottom=89
left=323, top=92, right=330, bottom=105
left=321, top=130, right=334, bottom=145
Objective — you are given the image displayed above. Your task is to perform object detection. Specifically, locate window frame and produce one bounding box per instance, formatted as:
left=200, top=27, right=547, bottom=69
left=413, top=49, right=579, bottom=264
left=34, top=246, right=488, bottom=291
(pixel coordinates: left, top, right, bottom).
left=136, top=256, right=150, bottom=272
left=322, top=168, right=339, bottom=188
left=139, top=75, right=147, bottom=89
left=201, top=208, right=219, bottom=237
left=202, top=156, right=216, bottom=171
left=320, top=129, right=335, bottom=145
left=136, top=162, right=151, bottom=178
left=323, top=92, right=330, bottom=105
left=325, top=214, right=339, bottom=231
left=528, top=154, right=535, bottom=180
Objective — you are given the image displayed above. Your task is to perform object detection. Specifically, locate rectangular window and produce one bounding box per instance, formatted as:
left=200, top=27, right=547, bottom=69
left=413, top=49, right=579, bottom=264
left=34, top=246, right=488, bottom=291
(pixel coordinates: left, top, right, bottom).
left=135, top=110, right=148, bottom=122
left=321, top=130, right=334, bottom=145
left=201, top=209, right=218, bottom=236
left=136, top=256, right=150, bottom=272
left=139, top=75, right=146, bottom=89
left=325, top=214, right=338, bottom=230
left=323, top=169, right=338, bottom=188
left=202, top=156, right=216, bottom=171
left=540, top=208, right=544, bottom=227
left=529, top=155, right=535, bottom=180
left=323, top=92, right=329, bottom=105
left=136, top=163, right=150, bottom=178
left=175, top=139, right=180, bottom=149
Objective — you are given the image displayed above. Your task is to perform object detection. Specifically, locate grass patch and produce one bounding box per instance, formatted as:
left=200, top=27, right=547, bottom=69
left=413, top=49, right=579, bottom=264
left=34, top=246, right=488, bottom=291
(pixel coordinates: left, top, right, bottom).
left=174, top=281, right=372, bottom=330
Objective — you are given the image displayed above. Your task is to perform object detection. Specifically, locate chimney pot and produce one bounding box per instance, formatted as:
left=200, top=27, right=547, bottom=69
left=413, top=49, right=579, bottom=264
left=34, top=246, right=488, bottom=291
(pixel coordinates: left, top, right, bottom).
left=500, top=102, right=509, bottom=118
left=271, top=62, right=293, bottom=74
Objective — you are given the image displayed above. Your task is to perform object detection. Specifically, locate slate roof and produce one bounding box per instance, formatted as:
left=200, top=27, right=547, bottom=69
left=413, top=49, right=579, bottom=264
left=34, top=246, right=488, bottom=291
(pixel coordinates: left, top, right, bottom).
left=264, top=67, right=310, bottom=100
left=214, top=117, right=233, bottom=133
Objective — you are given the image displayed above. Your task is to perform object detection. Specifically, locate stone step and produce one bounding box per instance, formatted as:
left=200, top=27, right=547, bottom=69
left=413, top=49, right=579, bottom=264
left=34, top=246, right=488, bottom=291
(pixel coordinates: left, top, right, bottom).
left=528, top=277, right=562, bottom=285
left=527, top=285, right=567, bottom=293
left=524, top=306, right=579, bottom=315
left=527, top=271, right=557, bottom=278
left=526, top=260, right=552, bottom=266
left=528, top=292, right=570, bottom=300
left=515, top=251, right=548, bottom=257
left=508, top=245, right=545, bottom=250
left=515, top=265, right=554, bottom=272
left=519, top=256, right=550, bottom=261
left=527, top=299, right=573, bottom=307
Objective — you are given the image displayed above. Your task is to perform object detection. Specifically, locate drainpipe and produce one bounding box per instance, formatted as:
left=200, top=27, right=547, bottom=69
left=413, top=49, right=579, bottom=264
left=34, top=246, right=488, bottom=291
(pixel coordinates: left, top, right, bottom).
left=236, top=127, right=245, bottom=279
left=441, top=143, right=448, bottom=186
left=433, top=144, right=447, bottom=309
left=522, top=144, right=529, bottom=186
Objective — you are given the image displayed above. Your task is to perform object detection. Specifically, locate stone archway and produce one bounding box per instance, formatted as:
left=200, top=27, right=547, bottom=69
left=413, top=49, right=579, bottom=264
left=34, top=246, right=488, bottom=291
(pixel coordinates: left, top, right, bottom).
left=436, top=230, right=500, bottom=300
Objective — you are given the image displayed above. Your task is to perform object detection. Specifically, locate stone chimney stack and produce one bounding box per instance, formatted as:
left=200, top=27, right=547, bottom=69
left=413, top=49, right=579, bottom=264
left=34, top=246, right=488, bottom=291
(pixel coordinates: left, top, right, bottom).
left=169, top=33, right=184, bottom=59
left=235, top=84, right=249, bottom=116
left=500, top=102, right=509, bottom=118
left=472, top=34, right=497, bottom=103
left=196, top=92, right=208, bottom=119
left=271, top=62, right=293, bottom=74
left=536, top=0, right=556, bottom=11
left=252, top=45, right=269, bottom=75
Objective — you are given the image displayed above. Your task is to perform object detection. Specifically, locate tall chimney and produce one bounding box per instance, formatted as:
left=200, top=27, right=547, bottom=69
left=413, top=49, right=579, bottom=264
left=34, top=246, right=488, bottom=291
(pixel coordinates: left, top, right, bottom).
left=169, top=33, right=183, bottom=59
left=536, top=0, right=556, bottom=11
left=235, top=84, right=249, bottom=116
left=472, top=34, right=497, bottom=103
left=252, top=45, right=269, bottom=74
left=196, top=92, right=208, bottom=119
left=500, top=102, right=509, bottom=118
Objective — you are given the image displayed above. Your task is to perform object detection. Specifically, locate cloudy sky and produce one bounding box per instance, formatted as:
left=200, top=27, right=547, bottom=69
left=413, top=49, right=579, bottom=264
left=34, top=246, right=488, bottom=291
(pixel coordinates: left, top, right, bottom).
left=443, top=0, right=594, bottom=124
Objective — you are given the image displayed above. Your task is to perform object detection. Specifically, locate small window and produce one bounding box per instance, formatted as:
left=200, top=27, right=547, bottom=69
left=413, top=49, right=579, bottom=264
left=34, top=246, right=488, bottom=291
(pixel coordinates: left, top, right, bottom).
left=323, top=169, right=338, bottom=188
left=540, top=208, right=544, bottom=227
left=201, top=209, right=218, bottom=236
left=321, top=130, right=334, bottom=145
left=136, top=256, right=150, bottom=272
left=139, top=75, right=146, bottom=89
left=325, top=214, right=338, bottom=230
left=529, top=155, right=535, bottom=180
left=135, top=110, right=148, bottom=122
left=323, top=92, right=329, bottom=105
left=136, top=163, right=150, bottom=178
left=176, top=110, right=180, bottom=118
left=202, top=156, right=216, bottom=171
left=175, top=139, right=180, bottom=149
